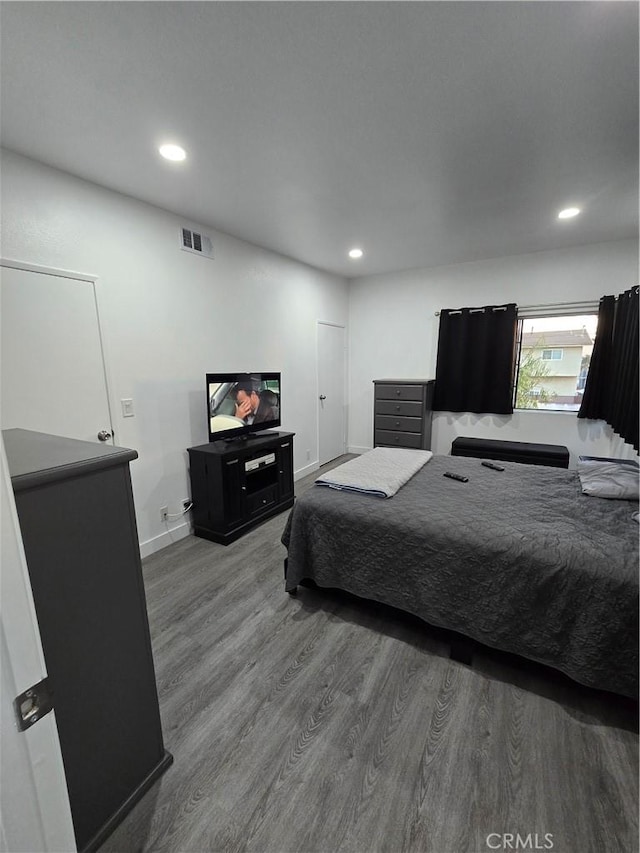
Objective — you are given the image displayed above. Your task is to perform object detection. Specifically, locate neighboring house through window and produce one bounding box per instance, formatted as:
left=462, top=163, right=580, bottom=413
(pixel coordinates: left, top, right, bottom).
left=514, top=313, right=598, bottom=411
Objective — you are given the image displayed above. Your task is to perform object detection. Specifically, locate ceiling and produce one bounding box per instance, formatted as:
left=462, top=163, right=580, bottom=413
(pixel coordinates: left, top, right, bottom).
left=1, top=2, right=637, bottom=279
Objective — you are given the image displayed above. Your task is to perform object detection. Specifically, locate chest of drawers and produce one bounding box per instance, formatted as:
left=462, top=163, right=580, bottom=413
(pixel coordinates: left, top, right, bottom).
left=373, top=379, right=435, bottom=450
left=4, top=428, right=172, bottom=852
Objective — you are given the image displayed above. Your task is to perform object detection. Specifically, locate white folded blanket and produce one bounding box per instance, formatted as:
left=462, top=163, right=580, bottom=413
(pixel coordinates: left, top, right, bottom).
left=577, top=459, right=639, bottom=500
left=316, top=447, right=433, bottom=498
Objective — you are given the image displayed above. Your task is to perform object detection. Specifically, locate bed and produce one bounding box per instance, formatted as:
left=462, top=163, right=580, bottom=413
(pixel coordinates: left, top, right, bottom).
left=282, top=453, right=639, bottom=698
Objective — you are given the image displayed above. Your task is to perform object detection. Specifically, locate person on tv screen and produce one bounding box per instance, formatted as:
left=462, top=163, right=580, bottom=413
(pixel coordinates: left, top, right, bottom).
left=255, top=388, right=279, bottom=423
left=231, top=382, right=279, bottom=425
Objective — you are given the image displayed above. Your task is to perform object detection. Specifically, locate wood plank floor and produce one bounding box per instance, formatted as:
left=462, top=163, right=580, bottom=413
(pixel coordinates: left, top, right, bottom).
left=100, top=456, right=638, bottom=853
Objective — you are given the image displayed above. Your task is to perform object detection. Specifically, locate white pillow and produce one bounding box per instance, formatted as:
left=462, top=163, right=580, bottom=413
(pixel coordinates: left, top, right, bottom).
left=577, top=460, right=639, bottom=500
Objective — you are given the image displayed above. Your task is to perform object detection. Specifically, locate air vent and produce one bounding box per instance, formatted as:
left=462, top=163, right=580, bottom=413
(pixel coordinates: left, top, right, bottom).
left=179, top=226, right=214, bottom=259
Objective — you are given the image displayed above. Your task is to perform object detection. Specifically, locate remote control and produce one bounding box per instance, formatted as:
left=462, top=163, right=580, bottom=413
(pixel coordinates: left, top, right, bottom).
left=443, top=471, right=469, bottom=482
left=481, top=461, right=505, bottom=471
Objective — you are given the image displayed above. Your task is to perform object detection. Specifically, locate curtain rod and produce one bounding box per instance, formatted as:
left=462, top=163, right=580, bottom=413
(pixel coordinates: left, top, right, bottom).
left=434, top=300, right=599, bottom=317
left=434, top=305, right=510, bottom=317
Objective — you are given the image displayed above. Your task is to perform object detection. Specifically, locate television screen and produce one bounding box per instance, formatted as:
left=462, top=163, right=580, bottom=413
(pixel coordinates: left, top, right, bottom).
left=207, top=372, right=281, bottom=442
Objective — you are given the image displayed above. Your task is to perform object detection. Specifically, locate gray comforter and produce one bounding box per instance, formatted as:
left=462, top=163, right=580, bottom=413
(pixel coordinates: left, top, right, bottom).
left=282, top=455, right=639, bottom=697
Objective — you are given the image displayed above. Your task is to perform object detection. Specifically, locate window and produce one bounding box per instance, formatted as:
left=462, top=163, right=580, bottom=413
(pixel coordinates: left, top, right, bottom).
left=514, top=313, right=598, bottom=411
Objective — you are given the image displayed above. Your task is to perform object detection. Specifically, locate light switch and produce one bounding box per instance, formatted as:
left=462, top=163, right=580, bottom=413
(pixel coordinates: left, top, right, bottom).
left=121, top=398, right=135, bottom=418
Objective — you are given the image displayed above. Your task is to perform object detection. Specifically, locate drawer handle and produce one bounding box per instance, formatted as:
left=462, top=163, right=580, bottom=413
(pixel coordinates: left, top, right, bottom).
left=396, top=390, right=401, bottom=395
left=395, top=436, right=400, bottom=442
left=395, top=421, right=400, bottom=426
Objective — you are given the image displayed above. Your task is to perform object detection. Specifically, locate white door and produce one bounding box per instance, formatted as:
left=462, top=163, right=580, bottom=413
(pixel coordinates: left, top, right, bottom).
left=0, top=438, right=77, bottom=852
left=317, top=321, right=346, bottom=465
left=0, top=262, right=114, bottom=444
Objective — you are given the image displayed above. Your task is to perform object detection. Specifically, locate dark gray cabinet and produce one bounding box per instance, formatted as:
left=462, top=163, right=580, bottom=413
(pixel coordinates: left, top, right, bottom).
left=3, top=428, right=172, bottom=853
left=373, top=379, right=434, bottom=449
left=188, top=431, right=295, bottom=545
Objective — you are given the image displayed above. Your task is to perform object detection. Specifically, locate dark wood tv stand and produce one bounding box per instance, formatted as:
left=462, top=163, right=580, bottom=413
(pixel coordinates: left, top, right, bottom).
left=188, top=431, right=295, bottom=545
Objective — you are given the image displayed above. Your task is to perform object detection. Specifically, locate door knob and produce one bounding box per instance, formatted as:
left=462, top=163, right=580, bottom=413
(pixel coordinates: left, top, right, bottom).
left=319, top=395, right=327, bottom=400
left=97, top=430, right=112, bottom=442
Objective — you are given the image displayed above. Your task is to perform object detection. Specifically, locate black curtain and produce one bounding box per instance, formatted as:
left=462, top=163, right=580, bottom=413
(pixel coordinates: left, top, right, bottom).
left=578, top=286, right=639, bottom=451
left=433, top=303, right=518, bottom=414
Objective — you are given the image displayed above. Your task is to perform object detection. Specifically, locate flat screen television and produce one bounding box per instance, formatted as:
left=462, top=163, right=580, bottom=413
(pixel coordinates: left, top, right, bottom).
left=207, top=372, right=281, bottom=442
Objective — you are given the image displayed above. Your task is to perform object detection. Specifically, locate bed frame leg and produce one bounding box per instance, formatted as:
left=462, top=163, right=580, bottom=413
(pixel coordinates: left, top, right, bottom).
left=284, top=557, right=297, bottom=594
left=450, top=639, right=474, bottom=666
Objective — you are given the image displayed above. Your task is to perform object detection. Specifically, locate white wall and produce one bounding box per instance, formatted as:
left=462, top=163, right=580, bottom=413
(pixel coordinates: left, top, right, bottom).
left=1, top=150, right=348, bottom=555
left=348, top=240, right=639, bottom=465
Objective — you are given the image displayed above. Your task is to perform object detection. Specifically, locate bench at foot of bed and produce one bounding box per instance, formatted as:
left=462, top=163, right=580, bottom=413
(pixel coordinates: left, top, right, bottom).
left=451, top=436, right=570, bottom=468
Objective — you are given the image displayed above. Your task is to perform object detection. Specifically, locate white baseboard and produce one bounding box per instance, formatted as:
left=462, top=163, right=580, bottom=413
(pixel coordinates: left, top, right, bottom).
left=140, top=452, right=361, bottom=558
left=139, top=520, right=191, bottom=559
left=348, top=445, right=371, bottom=455
left=294, top=460, right=319, bottom=480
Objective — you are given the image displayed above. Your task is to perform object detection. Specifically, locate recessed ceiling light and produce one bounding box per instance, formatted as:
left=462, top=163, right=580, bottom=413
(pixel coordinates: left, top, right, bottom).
left=348, top=248, right=364, bottom=259
left=159, top=143, right=187, bottom=162
left=558, top=207, right=580, bottom=219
